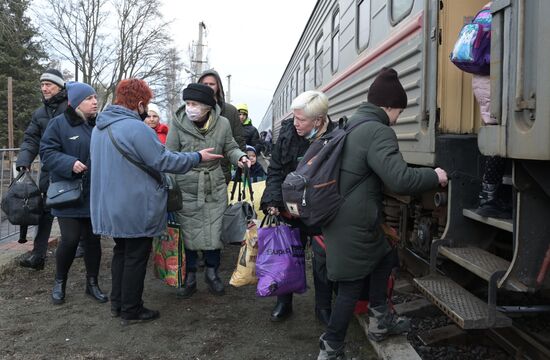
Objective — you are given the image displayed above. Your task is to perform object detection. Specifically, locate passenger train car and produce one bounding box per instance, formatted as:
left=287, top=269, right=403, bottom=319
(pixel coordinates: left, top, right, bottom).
left=265, top=0, right=550, bottom=329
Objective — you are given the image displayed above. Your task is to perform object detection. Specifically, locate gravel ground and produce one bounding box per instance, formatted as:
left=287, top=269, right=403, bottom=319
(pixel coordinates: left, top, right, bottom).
left=0, top=239, right=376, bottom=360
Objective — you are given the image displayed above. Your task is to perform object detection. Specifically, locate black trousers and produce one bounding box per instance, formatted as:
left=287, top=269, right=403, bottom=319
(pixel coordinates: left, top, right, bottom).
left=324, top=249, right=395, bottom=343
left=111, top=237, right=152, bottom=317
left=56, top=217, right=101, bottom=279
left=277, top=234, right=334, bottom=309
left=185, top=249, right=220, bottom=272
left=32, top=205, right=54, bottom=258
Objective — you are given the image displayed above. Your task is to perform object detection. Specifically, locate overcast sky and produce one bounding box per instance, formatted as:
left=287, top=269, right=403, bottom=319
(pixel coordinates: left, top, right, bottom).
left=161, top=0, right=317, bottom=127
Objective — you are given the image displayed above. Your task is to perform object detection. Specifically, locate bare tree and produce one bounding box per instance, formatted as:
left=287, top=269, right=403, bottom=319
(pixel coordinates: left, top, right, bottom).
left=154, top=48, right=186, bottom=121
left=99, top=0, right=172, bottom=104
left=41, top=0, right=108, bottom=86
left=38, top=0, right=174, bottom=107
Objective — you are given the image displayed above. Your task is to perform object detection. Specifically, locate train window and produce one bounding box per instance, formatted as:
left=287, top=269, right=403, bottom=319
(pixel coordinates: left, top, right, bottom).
left=331, top=8, right=340, bottom=74
left=303, top=52, right=310, bottom=91
left=356, top=0, right=371, bottom=52
left=295, top=67, right=300, bottom=97
left=314, top=33, right=323, bottom=87
left=290, top=77, right=295, bottom=102
left=389, top=0, right=413, bottom=25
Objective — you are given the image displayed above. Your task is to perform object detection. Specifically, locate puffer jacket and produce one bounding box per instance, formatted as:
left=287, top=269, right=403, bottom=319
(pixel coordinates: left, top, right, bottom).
left=90, top=105, right=200, bottom=238
left=260, top=118, right=334, bottom=235
left=322, top=102, right=440, bottom=281
left=166, top=104, right=246, bottom=251
left=39, top=106, right=95, bottom=218
left=17, top=90, right=68, bottom=192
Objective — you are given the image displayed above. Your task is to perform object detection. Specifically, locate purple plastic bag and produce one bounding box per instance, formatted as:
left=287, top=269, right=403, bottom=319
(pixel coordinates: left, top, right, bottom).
left=256, top=224, right=306, bottom=297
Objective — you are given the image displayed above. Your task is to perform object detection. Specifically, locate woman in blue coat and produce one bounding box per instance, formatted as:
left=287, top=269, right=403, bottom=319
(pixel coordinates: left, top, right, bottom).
left=40, top=82, right=108, bottom=305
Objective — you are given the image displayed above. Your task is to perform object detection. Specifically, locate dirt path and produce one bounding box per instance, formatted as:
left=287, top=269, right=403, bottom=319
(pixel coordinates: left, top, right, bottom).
left=0, top=239, right=376, bottom=359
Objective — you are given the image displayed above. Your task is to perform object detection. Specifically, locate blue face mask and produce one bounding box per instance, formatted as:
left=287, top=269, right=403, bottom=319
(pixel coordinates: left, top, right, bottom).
left=306, top=126, right=318, bottom=140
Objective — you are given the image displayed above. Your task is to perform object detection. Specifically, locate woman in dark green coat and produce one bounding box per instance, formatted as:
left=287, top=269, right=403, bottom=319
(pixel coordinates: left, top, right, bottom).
left=317, top=68, right=448, bottom=359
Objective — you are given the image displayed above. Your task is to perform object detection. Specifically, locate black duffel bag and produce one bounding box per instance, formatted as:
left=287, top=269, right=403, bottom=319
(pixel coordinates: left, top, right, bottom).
left=1, top=169, right=43, bottom=225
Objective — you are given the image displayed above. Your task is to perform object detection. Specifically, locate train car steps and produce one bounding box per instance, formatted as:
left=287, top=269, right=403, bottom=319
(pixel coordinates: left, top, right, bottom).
left=438, top=246, right=527, bottom=292
left=414, top=275, right=512, bottom=329
left=462, top=209, right=513, bottom=232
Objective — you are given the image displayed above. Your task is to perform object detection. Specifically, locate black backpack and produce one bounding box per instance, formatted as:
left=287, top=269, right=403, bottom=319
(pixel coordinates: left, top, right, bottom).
left=281, top=117, right=371, bottom=228
left=1, top=169, right=43, bottom=226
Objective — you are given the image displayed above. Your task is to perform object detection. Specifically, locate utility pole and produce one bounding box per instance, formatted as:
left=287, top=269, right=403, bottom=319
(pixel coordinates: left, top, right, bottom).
left=7, top=77, right=14, bottom=161
left=192, top=22, right=207, bottom=82
left=226, top=74, right=232, bottom=104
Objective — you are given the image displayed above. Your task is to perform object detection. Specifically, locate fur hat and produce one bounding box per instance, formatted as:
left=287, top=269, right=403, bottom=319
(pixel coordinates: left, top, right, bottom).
left=40, top=69, right=65, bottom=88
left=66, top=82, right=96, bottom=109
left=367, top=68, right=408, bottom=109
left=182, top=83, right=216, bottom=107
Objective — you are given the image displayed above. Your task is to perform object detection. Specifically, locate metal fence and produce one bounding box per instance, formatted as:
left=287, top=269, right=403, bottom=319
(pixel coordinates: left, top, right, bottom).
left=0, top=148, right=41, bottom=241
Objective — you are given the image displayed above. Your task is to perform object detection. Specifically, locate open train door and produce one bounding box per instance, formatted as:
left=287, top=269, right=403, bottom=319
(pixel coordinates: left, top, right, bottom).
left=478, top=0, right=550, bottom=291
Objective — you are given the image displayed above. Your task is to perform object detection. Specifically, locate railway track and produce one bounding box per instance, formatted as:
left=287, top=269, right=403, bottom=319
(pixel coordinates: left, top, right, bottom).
left=397, top=247, right=550, bottom=360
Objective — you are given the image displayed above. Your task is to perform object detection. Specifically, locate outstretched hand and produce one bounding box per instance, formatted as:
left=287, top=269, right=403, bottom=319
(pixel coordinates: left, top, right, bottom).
left=198, top=148, right=224, bottom=162
left=435, top=167, right=448, bottom=187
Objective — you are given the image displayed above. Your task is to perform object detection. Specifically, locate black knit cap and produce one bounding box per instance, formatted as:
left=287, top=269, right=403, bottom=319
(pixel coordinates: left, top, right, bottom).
left=40, top=68, right=65, bottom=88
left=182, top=83, right=216, bottom=107
left=367, top=67, right=407, bottom=109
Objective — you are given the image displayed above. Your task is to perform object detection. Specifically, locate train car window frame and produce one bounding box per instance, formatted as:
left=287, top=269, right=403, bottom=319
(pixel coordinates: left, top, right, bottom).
left=303, top=52, right=310, bottom=92
left=314, top=32, right=323, bottom=87
left=331, top=7, right=340, bottom=74
left=389, top=0, right=414, bottom=25
left=295, top=67, right=300, bottom=97
left=356, top=0, right=371, bottom=53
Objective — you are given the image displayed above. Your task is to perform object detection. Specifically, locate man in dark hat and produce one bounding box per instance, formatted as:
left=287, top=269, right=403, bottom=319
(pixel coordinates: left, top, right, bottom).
left=317, top=68, right=448, bottom=359
left=16, top=69, right=68, bottom=270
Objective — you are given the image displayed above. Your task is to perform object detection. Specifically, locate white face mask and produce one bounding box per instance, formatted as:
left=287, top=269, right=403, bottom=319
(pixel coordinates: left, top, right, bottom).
left=186, top=105, right=207, bottom=122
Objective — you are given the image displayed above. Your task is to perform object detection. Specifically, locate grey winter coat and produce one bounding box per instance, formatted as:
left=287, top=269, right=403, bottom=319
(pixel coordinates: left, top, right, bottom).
left=166, top=105, right=246, bottom=251
left=90, top=105, right=200, bottom=238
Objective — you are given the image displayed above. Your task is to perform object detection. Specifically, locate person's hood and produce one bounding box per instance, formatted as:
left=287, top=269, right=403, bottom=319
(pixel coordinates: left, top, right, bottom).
left=197, top=69, right=225, bottom=105
left=352, top=102, right=391, bottom=126
left=96, top=104, right=142, bottom=130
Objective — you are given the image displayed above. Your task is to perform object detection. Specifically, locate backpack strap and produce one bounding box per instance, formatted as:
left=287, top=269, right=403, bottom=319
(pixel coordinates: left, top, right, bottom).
left=342, top=117, right=373, bottom=197
left=107, top=126, right=163, bottom=185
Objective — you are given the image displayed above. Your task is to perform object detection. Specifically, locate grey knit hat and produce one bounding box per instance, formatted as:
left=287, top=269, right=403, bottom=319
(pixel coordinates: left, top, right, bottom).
left=40, top=69, right=65, bottom=88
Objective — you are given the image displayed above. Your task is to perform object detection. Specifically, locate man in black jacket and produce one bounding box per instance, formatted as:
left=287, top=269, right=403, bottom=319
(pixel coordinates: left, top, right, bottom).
left=198, top=69, right=245, bottom=184
left=16, top=69, right=67, bottom=270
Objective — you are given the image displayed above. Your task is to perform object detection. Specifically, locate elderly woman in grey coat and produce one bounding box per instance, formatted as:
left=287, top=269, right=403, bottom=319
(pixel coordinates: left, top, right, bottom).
left=166, top=83, right=250, bottom=298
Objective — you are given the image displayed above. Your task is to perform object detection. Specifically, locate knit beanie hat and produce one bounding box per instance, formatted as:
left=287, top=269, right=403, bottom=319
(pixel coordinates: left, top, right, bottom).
left=148, top=103, right=161, bottom=117
left=40, top=69, right=65, bottom=88
left=66, top=82, right=96, bottom=109
left=367, top=68, right=408, bottom=109
left=182, top=83, right=216, bottom=107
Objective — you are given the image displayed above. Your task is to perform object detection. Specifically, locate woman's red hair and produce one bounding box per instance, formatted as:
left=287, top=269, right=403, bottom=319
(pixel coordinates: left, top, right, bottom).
left=114, top=79, right=153, bottom=110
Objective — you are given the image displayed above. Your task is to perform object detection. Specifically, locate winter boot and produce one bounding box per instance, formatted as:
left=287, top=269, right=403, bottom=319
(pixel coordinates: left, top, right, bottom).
left=204, top=267, right=225, bottom=296
left=270, top=301, right=293, bottom=322
left=176, top=272, right=197, bottom=299
left=475, top=182, right=512, bottom=219
left=51, top=278, right=67, bottom=305
left=317, top=333, right=346, bottom=360
left=85, top=277, right=109, bottom=303
left=74, top=243, right=85, bottom=258
left=368, top=304, right=411, bottom=342
left=315, top=308, right=332, bottom=327
left=19, top=253, right=45, bottom=270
